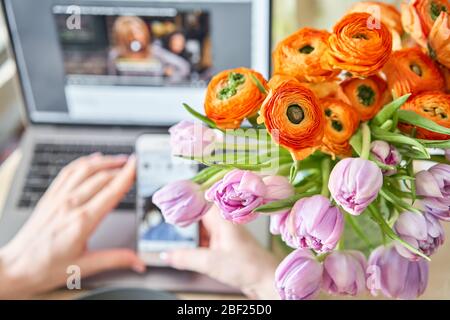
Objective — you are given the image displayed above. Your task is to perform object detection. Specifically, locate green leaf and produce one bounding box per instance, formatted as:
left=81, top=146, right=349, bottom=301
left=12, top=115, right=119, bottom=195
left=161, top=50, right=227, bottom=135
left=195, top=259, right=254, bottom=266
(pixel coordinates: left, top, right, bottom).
left=191, top=166, right=222, bottom=184
left=182, top=103, right=217, bottom=129
left=254, top=192, right=316, bottom=213
left=398, top=110, right=450, bottom=136
left=350, top=128, right=363, bottom=154
left=417, top=139, right=450, bottom=149
left=371, top=126, right=429, bottom=159
left=368, top=205, right=431, bottom=261
left=379, top=187, right=422, bottom=214
left=372, top=94, right=411, bottom=125
left=249, top=73, right=267, bottom=94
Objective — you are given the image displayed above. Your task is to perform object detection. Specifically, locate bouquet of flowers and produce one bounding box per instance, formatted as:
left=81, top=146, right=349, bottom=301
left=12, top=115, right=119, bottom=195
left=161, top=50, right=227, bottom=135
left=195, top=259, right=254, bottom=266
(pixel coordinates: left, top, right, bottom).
left=153, top=0, right=450, bottom=300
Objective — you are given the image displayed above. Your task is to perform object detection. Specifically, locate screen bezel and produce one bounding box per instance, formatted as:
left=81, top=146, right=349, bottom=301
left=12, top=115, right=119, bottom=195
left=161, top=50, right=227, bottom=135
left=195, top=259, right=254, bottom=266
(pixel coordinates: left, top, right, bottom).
left=1, top=0, right=272, bottom=128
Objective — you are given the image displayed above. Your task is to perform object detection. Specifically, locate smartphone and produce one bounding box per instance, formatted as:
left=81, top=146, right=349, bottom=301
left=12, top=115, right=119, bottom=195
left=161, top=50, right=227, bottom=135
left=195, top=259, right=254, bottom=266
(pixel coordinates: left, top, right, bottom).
left=136, top=134, right=200, bottom=266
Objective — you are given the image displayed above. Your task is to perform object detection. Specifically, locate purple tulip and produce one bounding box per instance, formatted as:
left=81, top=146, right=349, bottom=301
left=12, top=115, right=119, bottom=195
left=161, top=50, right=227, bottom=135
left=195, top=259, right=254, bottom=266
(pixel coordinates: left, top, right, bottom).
left=169, top=120, right=216, bottom=158
left=262, top=176, right=295, bottom=235
left=322, top=250, right=367, bottom=296
left=281, top=195, right=344, bottom=253
left=367, top=246, right=428, bottom=299
left=269, top=212, right=289, bottom=235
left=275, top=249, right=323, bottom=300
left=370, top=140, right=401, bottom=176
left=416, top=164, right=450, bottom=221
left=328, top=158, right=383, bottom=216
left=205, top=170, right=266, bottom=224
left=153, top=180, right=210, bottom=227
left=394, top=212, right=445, bottom=261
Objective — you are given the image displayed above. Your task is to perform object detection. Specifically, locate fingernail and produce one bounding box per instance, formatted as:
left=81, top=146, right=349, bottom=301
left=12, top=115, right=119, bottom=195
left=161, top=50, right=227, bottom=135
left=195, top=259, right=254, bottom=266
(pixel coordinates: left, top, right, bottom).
left=132, top=263, right=146, bottom=274
left=159, top=252, right=169, bottom=261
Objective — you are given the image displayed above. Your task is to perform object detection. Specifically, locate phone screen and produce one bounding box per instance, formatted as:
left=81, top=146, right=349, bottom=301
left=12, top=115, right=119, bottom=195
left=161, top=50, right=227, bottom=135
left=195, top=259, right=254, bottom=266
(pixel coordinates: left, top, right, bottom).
left=136, top=135, right=199, bottom=265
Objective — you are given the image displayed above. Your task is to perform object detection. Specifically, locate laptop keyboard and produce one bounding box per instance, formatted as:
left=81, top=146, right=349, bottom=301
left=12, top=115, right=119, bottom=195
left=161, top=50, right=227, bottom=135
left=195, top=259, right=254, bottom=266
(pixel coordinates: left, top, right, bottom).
left=18, top=143, right=135, bottom=210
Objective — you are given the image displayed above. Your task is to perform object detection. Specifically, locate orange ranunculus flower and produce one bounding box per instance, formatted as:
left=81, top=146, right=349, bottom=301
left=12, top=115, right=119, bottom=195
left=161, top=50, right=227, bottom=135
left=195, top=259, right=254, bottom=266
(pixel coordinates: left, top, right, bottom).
left=268, top=74, right=301, bottom=90
left=205, top=67, right=267, bottom=129
left=383, top=47, right=445, bottom=97
left=259, top=82, right=325, bottom=160
left=441, top=65, right=450, bottom=92
left=273, top=28, right=340, bottom=83
left=320, top=98, right=360, bottom=158
left=429, top=12, right=450, bottom=69
left=303, top=82, right=341, bottom=99
left=339, top=75, right=391, bottom=121
left=268, top=75, right=340, bottom=100
left=326, top=12, right=393, bottom=77
left=401, top=0, right=450, bottom=48
left=399, top=91, right=450, bottom=139
left=348, top=1, right=404, bottom=50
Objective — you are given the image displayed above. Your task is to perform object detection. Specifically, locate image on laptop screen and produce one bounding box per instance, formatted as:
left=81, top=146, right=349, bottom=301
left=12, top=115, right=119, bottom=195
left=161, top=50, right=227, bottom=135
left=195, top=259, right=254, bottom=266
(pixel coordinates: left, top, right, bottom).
left=53, top=6, right=212, bottom=87
left=4, top=0, right=269, bottom=126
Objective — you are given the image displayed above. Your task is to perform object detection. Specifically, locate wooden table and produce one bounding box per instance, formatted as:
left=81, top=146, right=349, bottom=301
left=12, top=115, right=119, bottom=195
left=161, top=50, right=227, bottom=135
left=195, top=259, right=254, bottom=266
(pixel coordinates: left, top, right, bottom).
left=1, top=151, right=449, bottom=299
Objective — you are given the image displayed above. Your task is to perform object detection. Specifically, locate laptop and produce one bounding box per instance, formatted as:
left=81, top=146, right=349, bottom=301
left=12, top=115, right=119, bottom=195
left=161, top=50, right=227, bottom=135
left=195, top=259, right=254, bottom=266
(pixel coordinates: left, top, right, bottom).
left=0, top=0, right=271, bottom=293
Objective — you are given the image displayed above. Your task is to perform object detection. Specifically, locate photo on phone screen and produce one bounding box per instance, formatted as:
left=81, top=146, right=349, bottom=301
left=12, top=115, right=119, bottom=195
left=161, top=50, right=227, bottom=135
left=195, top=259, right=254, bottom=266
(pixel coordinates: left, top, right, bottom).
left=136, top=135, right=199, bottom=264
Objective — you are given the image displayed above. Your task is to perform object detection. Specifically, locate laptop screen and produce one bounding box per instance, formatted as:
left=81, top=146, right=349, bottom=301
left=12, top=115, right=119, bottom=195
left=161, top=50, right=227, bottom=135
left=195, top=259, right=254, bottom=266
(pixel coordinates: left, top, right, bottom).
left=3, top=0, right=270, bottom=126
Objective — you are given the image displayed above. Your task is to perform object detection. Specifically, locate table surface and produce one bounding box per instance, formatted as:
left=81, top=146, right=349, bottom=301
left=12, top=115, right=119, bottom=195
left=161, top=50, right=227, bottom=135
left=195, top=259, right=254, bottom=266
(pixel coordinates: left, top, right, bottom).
left=1, top=150, right=449, bottom=300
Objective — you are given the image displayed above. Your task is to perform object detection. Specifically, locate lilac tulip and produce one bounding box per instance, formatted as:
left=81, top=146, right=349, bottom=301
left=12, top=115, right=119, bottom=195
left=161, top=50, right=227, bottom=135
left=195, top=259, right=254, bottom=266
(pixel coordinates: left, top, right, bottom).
left=370, top=140, right=401, bottom=176
left=169, top=120, right=216, bottom=158
left=205, top=170, right=266, bottom=224
left=275, top=249, right=323, bottom=300
left=262, top=176, right=295, bottom=235
left=281, top=195, right=344, bottom=253
left=394, top=212, right=445, bottom=261
left=153, top=180, right=210, bottom=227
left=416, top=164, right=450, bottom=221
left=322, top=250, right=367, bottom=296
left=328, top=158, right=383, bottom=215
left=367, top=246, right=428, bottom=299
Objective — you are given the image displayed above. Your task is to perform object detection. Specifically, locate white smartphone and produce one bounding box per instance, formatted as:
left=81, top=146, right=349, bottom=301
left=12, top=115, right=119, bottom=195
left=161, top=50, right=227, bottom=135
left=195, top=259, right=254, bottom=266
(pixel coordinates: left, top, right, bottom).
left=135, top=134, right=200, bottom=266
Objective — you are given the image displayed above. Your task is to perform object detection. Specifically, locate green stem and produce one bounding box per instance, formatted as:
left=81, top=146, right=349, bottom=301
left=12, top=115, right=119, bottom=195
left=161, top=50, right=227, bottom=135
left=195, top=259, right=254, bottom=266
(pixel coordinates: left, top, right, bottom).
left=380, top=119, right=393, bottom=130
left=360, top=122, right=371, bottom=160
left=200, top=170, right=230, bottom=190
left=320, top=157, right=331, bottom=197
left=289, top=160, right=301, bottom=183
left=247, top=114, right=260, bottom=129
left=345, top=214, right=374, bottom=250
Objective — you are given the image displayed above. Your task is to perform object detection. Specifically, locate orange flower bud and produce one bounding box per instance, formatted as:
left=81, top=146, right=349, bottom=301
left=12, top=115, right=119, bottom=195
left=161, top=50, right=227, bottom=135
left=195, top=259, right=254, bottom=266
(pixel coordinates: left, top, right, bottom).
left=401, top=0, right=450, bottom=48
left=326, top=12, right=393, bottom=77
left=429, top=12, right=450, bottom=69
left=205, top=67, right=267, bottom=129
left=399, top=91, right=450, bottom=139
left=259, top=82, right=325, bottom=160
left=383, top=47, right=445, bottom=97
left=273, top=28, right=340, bottom=83
left=339, top=75, right=391, bottom=121
left=320, top=98, right=360, bottom=158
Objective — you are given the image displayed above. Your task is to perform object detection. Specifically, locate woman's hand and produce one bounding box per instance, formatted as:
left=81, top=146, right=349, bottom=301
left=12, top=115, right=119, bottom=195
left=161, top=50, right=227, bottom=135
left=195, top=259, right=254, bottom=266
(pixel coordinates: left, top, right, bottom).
left=0, top=153, right=145, bottom=299
left=163, top=207, right=280, bottom=300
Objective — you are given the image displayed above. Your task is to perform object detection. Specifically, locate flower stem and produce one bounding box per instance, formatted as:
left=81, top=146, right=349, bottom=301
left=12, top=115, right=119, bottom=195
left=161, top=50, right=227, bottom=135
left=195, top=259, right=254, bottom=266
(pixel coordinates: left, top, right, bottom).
left=360, top=122, right=371, bottom=160
left=200, top=169, right=230, bottom=190
left=320, top=157, right=331, bottom=197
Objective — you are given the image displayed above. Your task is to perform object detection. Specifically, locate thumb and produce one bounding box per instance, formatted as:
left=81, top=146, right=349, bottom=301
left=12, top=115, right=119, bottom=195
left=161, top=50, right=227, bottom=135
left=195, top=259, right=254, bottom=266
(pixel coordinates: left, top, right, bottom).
left=76, top=249, right=146, bottom=277
left=165, top=248, right=213, bottom=274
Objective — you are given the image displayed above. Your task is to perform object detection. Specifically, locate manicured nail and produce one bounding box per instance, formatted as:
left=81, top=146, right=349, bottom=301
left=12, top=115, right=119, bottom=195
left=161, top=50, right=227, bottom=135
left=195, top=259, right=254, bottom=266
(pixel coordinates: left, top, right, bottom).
left=132, top=263, right=146, bottom=273
left=159, top=252, right=169, bottom=261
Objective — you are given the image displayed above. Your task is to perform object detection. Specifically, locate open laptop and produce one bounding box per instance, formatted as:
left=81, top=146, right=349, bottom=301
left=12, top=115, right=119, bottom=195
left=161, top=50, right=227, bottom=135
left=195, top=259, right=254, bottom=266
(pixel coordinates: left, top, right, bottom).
left=0, top=0, right=271, bottom=293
